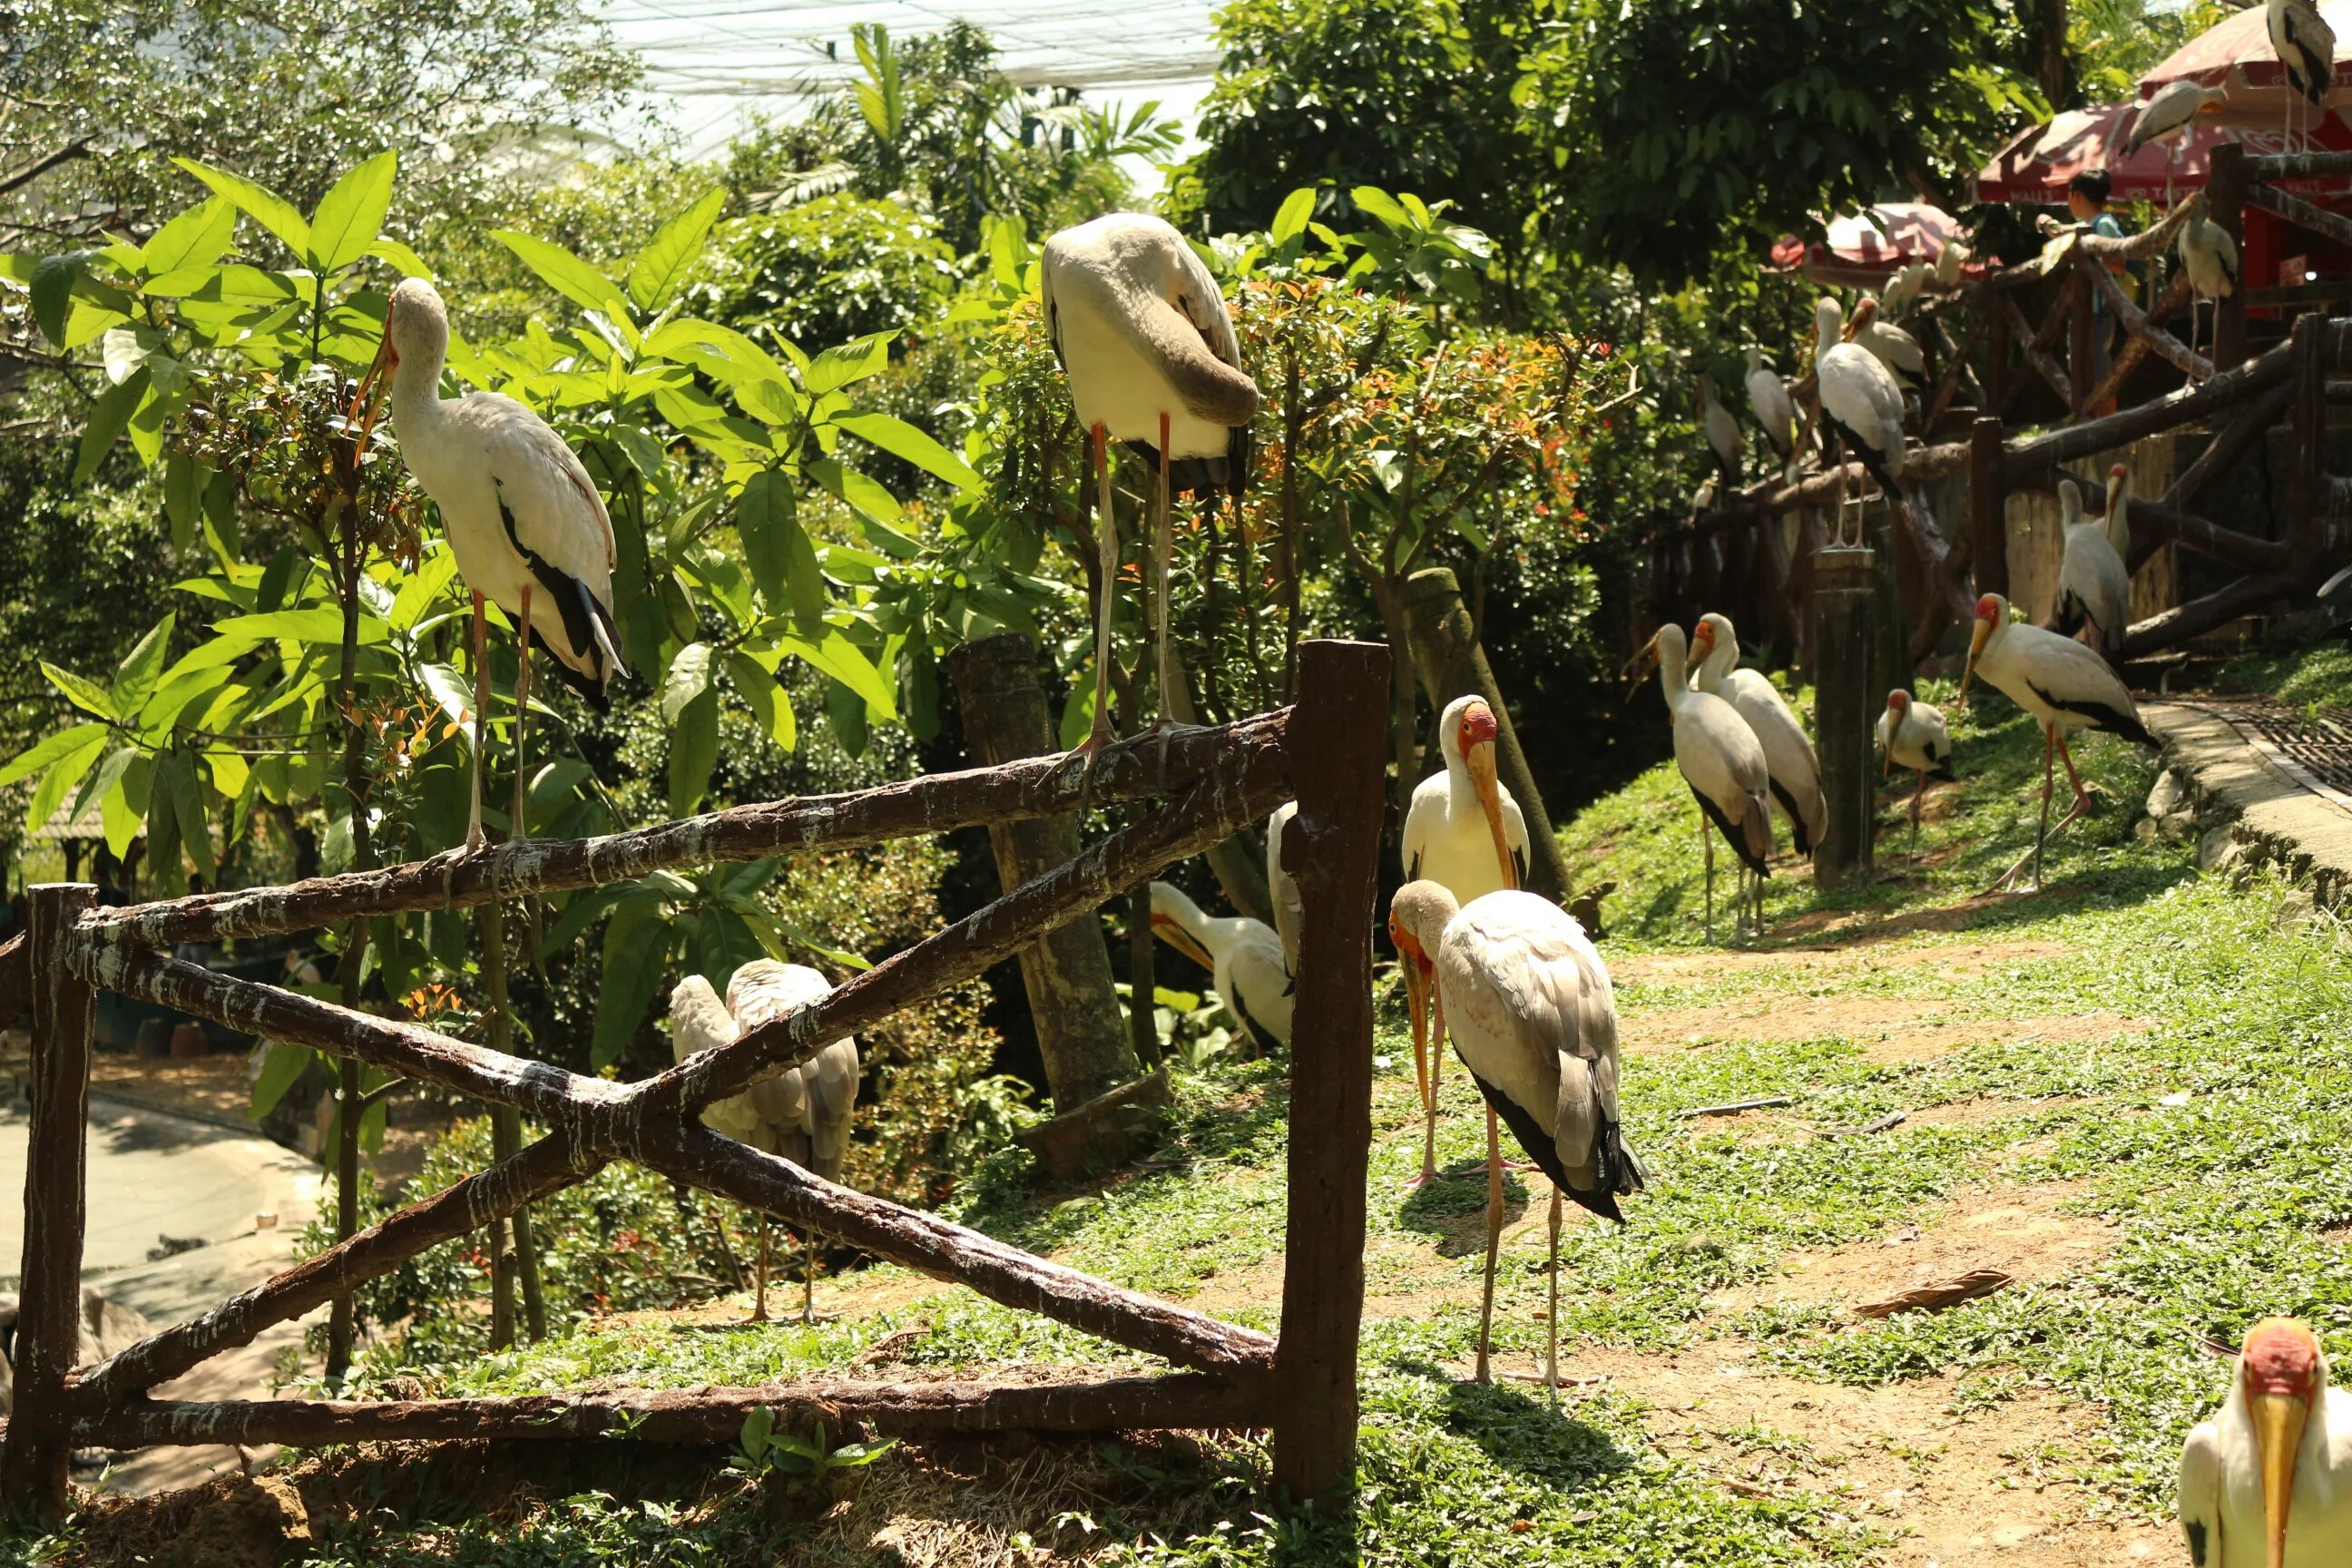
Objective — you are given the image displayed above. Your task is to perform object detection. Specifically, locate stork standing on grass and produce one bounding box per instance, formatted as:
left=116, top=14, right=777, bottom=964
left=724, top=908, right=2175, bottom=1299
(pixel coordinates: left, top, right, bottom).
left=1688, top=612, right=1825, bottom=859
left=1040, top=215, right=1259, bottom=766
left=2125, top=81, right=2229, bottom=205
left=2053, top=477, right=2132, bottom=657
left=1961, top=593, right=2157, bottom=894
left=1812, top=297, right=1908, bottom=546
left=2269, top=0, right=2336, bottom=155
left=359, top=278, right=626, bottom=852
left=1876, top=689, right=1953, bottom=839
left=1400, top=694, right=1531, bottom=1184
left=668, top=962, right=860, bottom=1324
left=2181, top=208, right=2240, bottom=378
left=1389, top=881, right=1643, bottom=1400
left=1149, top=881, right=1293, bottom=1055
left=2178, top=1316, right=2352, bottom=1566
left=1633, top=623, right=1774, bottom=940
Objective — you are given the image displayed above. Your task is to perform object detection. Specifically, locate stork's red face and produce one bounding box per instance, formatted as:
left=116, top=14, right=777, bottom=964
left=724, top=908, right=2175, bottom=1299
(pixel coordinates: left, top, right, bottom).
left=1456, top=700, right=1498, bottom=754
left=1151, top=910, right=1214, bottom=973
left=1454, top=701, right=1516, bottom=892
left=1887, top=690, right=1910, bottom=716
left=1961, top=596, right=2003, bottom=702
left=2242, top=1318, right=2323, bottom=1568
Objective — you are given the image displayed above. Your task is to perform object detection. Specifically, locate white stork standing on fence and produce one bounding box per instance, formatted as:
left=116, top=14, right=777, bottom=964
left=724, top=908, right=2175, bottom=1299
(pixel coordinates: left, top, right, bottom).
left=1635, top=623, right=1773, bottom=940
left=1149, top=880, right=1293, bottom=1056
left=1813, top=297, right=1909, bottom=546
left=1688, top=612, right=1825, bottom=859
left=2269, top=0, right=2337, bottom=154
left=1876, top=689, right=1953, bottom=839
left=1389, top=881, right=1643, bottom=1400
left=1040, top=215, right=1259, bottom=766
left=1697, top=369, right=1742, bottom=489
left=1962, top=593, right=2158, bottom=893
left=2181, top=208, right=2240, bottom=377
left=2054, top=476, right=2132, bottom=658
left=1265, top=799, right=1302, bottom=975
left=360, top=278, right=626, bottom=853
left=2127, top=81, right=2229, bottom=204
left=668, top=962, right=860, bottom=1323
left=1744, top=348, right=1798, bottom=478
left=2178, top=1316, right=2352, bottom=1566
left=1399, top=694, right=1530, bottom=1183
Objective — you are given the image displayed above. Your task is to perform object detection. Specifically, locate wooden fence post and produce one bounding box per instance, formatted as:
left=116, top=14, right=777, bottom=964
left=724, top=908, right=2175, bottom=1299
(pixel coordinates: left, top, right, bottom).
left=0, top=884, right=95, bottom=1521
left=1397, top=567, right=1573, bottom=900
left=1970, top=416, right=2008, bottom=600
left=2211, top=141, right=2249, bottom=372
left=2067, top=266, right=2095, bottom=416
left=1273, top=640, right=1386, bottom=1511
left=2288, top=310, right=2327, bottom=573
left=1810, top=554, right=1877, bottom=890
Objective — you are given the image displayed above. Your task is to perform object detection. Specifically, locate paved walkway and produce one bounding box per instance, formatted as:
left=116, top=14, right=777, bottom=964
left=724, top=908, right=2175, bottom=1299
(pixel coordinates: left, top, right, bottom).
left=2142, top=700, right=2352, bottom=904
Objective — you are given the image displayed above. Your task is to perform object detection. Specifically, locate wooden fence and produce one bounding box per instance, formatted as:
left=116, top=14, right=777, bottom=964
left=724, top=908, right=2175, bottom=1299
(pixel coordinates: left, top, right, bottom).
left=0, top=639, right=1391, bottom=1522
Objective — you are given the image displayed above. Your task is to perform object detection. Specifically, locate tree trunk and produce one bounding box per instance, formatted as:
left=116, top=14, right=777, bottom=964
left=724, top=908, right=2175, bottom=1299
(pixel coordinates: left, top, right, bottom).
left=946, top=634, right=1139, bottom=1110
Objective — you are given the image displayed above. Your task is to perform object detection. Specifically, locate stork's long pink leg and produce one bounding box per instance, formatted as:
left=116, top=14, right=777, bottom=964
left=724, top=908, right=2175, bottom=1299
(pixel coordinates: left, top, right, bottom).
left=1155, top=410, right=1175, bottom=728
left=751, top=1219, right=769, bottom=1324
left=1089, top=423, right=1119, bottom=753
left=1474, top=1102, right=1503, bottom=1386
left=511, top=585, right=533, bottom=844
left=466, top=591, right=489, bottom=854
left=1545, top=1188, right=1563, bottom=1407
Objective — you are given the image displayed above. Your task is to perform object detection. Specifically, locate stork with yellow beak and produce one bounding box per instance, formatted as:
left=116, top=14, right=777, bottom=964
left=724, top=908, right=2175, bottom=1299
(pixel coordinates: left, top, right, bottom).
left=1399, top=694, right=1529, bottom=1185
left=2179, top=1317, right=2352, bottom=1566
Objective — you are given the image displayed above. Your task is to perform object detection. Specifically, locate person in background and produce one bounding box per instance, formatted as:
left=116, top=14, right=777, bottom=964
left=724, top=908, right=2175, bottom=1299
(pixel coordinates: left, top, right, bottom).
left=2069, top=170, right=2132, bottom=413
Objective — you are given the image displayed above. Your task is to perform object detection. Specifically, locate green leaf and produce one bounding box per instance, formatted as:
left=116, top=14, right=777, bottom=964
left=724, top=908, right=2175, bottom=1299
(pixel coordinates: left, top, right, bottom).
left=825, top=677, right=868, bottom=759
left=781, top=631, right=896, bottom=720
left=831, top=411, right=981, bottom=493
left=67, top=745, right=138, bottom=828
left=668, top=688, right=720, bottom=817
left=735, top=469, right=795, bottom=612
left=661, top=642, right=713, bottom=724
left=419, top=662, right=475, bottom=736
left=593, top=897, right=671, bottom=1069
left=728, top=652, right=796, bottom=753
left=1059, top=677, right=1097, bottom=751
left=103, top=752, right=151, bottom=859
left=801, top=332, right=894, bottom=395
left=307, top=150, right=397, bottom=272
left=110, top=614, right=176, bottom=716
left=368, top=239, right=433, bottom=279
left=806, top=457, right=901, bottom=525
left=782, top=515, right=826, bottom=640
left=74, top=369, right=148, bottom=483
left=175, top=158, right=311, bottom=261
left=165, top=749, right=215, bottom=882
left=30, top=250, right=96, bottom=346
left=1270, top=187, right=1317, bottom=245
left=42, top=661, right=117, bottom=720
left=250, top=1041, right=314, bottom=1120
left=163, top=452, right=202, bottom=551
left=695, top=906, right=765, bottom=993
left=141, top=198, right=238, bottom=277
left=22, top=728, right=108, bottom=835
left=0, top=722, right=107, bottom=790
left=626, top=188, right=726, bottom=313
left=489, top=230, right=628, bottom=318
left=1350, top=185, right=1411, bottom=230
left=212, top=609, right=386, bottom=645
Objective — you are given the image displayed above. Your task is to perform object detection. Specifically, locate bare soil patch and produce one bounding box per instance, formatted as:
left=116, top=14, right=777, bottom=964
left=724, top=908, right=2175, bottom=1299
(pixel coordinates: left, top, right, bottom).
left=1610, top=938, right=2072, bottom=985
left=1622, top=995, right=2147, bottom=1065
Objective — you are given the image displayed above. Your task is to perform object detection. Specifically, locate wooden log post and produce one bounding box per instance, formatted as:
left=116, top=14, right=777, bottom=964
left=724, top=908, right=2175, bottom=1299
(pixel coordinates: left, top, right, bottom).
left=2210, top=141, right=2249, bottom=372
left=1810, top=554, right=1877, bottom=890
left=1273, top=640, right=1386, bottom=1509
left=945, top=634, right=1137, bottom=1112
left=2067, top=265, right=2095, bottom=416
left=2289, top=310, right=2328, bottom=573
left=0, top=884, right=96, bottom=1521
left=1397, top=567, right=1573, bottom=900
left=1970, top=417, right=2008, bottom=600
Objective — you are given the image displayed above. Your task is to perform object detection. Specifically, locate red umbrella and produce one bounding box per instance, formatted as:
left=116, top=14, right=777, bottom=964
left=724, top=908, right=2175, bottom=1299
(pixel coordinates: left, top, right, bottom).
left=1975, top=103, right=2352, bottom=205
left=1768, top=201, right=1979, bottom=287
left=2140, top=1, right=2352, bottom=101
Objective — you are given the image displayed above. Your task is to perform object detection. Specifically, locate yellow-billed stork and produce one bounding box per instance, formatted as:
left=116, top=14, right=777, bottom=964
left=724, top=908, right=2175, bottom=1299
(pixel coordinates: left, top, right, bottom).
left=1743, top=348, right=1798, bottom=476
left=2054, top=476, right=2132, bottom=656
left=2269, top=0, right=2336, bottom=153
left=2179, top=1317, right=2352, bottom=1567
left=1844, top=294, right=1926, bottom=396
left=1389, top=880, right=1642, bottom=1398
left=2127, top=80, right=2228, bottom=203
left=1696, top=369, right=1741, bottom=489
left=1265, top=799, right=1302, bottom=975
left=1813, top=297, right=1908, bottom=544
left=2181, top=212, right=2240, bottom=377
left=1875, top=688, right=1953, bottom=838
left=1688, top=612, right=1825, bottom=860
left=1636, top=623, right=1773, bottom=940
left=1150, top=880, right=1291, bottom=1055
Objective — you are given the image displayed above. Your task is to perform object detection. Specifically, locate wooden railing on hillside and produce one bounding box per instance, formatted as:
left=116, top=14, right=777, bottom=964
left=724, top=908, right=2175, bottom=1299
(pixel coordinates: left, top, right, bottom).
left=0, top=641, right=1390, bottom=1522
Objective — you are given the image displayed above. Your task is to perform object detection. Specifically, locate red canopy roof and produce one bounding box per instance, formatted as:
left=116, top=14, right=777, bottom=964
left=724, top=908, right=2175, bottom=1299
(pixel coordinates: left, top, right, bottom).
left=1767, top=202, right=1977, bottom=286
left=1975, top=103, right=2352, bottom=204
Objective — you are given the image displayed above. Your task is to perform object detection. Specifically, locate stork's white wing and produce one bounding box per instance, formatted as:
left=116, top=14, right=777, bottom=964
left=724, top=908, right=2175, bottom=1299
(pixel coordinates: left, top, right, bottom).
left=2175, top=1418, right=2226, bottom=1568
left=1400, top=773, right=1446, bottom=882
left=1224, top=930, right=1295, bottom=1051
left=472, top=395, right=618, bottom=596
left=1266, top=801, right=1302, bottom=974
left=669, top=975, right=738, bottom=1062
left=1170, top=232, right=1243, bottom=373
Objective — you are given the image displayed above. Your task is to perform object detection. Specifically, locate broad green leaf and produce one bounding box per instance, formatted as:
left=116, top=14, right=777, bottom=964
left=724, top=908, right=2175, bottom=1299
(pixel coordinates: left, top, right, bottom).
left=126, top=376, right=172, bottom=466
left=103, top=753, right=151, bottom=858
left=418, top=662, right=475, bottom=735
left=0, top=722, right=107, bottom=789
left=387, top=548, right=460, bottom=632
left=368, top=239, right=433, bottom=279
left=306, top=150, right=397, bottom=272
left=544, top=886, right=625, bottom=954
left=825, top=675, right=868, bottom=758
left=625, top=187, right=725, bottom=313
left=166, top=749, right=216, bottom=882
left=1350, top=185, right=1411, bottom=230
left=175, top=158, right=311, bottom=261
left=163, top=452, right=202, bottom=550
left=1270, top=187, right=1317, bottom=245
left=141, top=198, right=237, bottom=277
left=42, top=661, right=116, bottom=720
left=728, top=651, right=796, bottom=753
left=667, top=688, right=720, bottom=817
left=694, top=906, right=764, bottom=993
left=782, top=514, right=825, bottom=639
left=110, top=614, right=176, bottom=716
left=641, top=318, right=785, bottom=382
left=734, top=470, right=798, bottom=616
left=781, top=631, right=897, bottom=719
left=489, top=230, right=628, bottom=318
left=806, top=457, right=901, bottom=525
left=67, top=745, right=138, bottom=826
left=1059, top=677, right=1097, bottom=751
left=832, top=411, right=981, bottom=493
left=593, top=896, right=671, bottom=1068
left=30, top=250, right=96, bottom=346
left=250, top=1041, right=314, bottom=1119
left=74, top=369, right=148, bottom=483
left=212, top=608, right=386, bottom=645
left=661, top=642, right=713, bottom=724
left=800, top=332, right=894, bottom=395
left=22, top=729, right=107, bottom=835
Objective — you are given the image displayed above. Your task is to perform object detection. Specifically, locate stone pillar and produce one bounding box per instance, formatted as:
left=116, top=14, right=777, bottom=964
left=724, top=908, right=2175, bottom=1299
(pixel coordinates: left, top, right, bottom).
left=1811, top=548, right=1878, bottom=890
left=946, top=634, right=1136, bottom=1111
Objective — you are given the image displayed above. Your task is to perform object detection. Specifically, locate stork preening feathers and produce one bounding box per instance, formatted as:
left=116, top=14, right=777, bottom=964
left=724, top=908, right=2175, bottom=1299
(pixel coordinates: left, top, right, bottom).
left=1635, top=622, right=1773, bottom=941
left=668, top=962, right=860, bottom=1323
left=1390, top=882, right=1642, bottom=1399
left=362, top=277, right=626, bottom=853
left=1688, top=612, right=1825, bottom=860
left=1040, top=214, right=1259, bottom=762
left=1876, top=689, right=1953, bottom=838
left=1962, top=593, right=2157, bottom=893
left=1744, top=348, right=1798, bottom=476
left=2053, top=476, right=2132, bottom=657
left=2179, top=1317, right=2352, bottom=1567
left=1149, top=879, right=1293, bottom=1056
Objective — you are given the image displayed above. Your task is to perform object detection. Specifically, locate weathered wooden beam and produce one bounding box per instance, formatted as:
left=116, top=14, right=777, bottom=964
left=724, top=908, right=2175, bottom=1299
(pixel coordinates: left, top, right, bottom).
left=1970, top=416, right=2007, bottom=599
left=2119, top=571, right=2307, bottom=659
left=2160, top=381, right=2294, bottom=532
left=2249, top=181, right=2352, bottom=253
left=650, top=760, right=1289, bottom=1120
left=70, top=710, right=1292, bottom=952
left=642, top=1125, right=1278, bottom=1376
left=1273, top=642, right=1385, bottom=1509
left=0, top=886, right=95, bottom=1522
left=75, top=1134, right=598, bottom=1410
left=2066, top=266, right=2094, bottom=416
left=1662, top=440, right=1970, bottom=538
left=2246, top=150, right=2352, bottom=180
left=1998, top=292, right=2074, bottom=408
left=2071, top=192, right=2204, bottom=261
left=80, top=1372, right=1273, bottom=1448
left=2290, top=312, right=2328, bottom=571
left=2005, top=336, right=2296, bottom=478
left=82, top=946, right=619, bottom=1123
left=2079, top=264, right=2204, bottom=387
left=2124, top=499, right=2294, bottom=573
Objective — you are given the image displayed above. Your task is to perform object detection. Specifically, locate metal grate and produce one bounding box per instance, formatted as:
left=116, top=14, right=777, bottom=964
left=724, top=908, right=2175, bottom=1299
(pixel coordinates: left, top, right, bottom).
left=2179, top=696, right=2352, bottom=811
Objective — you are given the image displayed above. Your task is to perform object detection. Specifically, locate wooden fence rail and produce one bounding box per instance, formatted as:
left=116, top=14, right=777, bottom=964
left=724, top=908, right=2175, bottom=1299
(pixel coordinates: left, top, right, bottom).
left=1, top=640, right=1391, bottom=1522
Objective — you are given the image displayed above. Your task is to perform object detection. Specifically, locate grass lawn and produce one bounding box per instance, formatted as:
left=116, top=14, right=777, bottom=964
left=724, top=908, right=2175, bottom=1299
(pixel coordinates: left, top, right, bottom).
left=24, top=663, right=2352, bottom=1566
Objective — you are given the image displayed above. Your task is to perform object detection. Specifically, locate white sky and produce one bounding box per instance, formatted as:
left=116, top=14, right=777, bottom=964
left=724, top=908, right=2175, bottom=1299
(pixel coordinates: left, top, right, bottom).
left=596, top=0, right=1221, bottom=166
